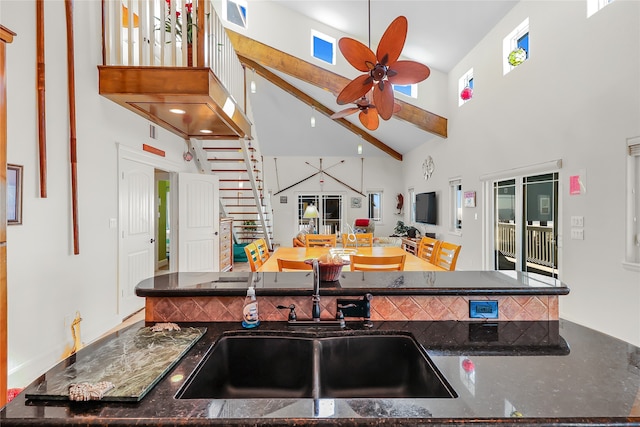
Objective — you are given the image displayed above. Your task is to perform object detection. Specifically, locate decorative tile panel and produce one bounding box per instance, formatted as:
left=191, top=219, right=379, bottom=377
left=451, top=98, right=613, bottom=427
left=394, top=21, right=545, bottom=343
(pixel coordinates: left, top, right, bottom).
left=146, top=295, right=558, bottom=322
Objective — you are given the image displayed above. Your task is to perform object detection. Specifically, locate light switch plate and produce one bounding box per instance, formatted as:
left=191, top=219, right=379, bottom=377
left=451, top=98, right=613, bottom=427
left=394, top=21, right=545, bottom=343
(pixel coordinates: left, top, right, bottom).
left=469, top=300, right=498, bottom=319
left=570, top=216, right=584, bottom=227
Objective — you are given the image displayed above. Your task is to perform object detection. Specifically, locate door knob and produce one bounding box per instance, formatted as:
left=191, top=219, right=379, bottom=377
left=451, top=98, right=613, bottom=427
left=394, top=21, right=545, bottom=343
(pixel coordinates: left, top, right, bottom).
left=150, top=238, right=155, bottom=243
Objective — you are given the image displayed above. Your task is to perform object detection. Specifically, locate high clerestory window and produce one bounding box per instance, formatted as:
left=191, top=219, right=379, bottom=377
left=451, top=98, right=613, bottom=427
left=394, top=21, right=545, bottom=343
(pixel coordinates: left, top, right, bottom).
left=394, top=84, right=417, bottom=98
left=503, top=18, right=529, bottom=75
left=223, top=0, right=247, bottom=28
left=458, top=68, right=474, bottom=106
left=587, top=0, right=615, bottom=17
left=311, top=30, right=336, bottom=65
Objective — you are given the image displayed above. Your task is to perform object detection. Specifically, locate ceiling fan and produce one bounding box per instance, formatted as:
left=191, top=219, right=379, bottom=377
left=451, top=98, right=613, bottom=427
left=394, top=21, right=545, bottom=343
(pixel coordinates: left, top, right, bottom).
left=332, top=8, right=431, bottom=128
left=330, top=90, right=400, bottom=131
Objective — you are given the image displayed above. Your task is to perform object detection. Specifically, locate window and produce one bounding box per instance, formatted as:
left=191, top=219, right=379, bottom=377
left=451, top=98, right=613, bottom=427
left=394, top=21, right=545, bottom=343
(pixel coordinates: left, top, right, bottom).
left=223, top=0, right=247, bottom=28
left=408, top=188, right=416, bottom=223
left=297, top=194, right=343, bottom=234
left=311, top=30, right=336, bottom=65
left=449, top=178, right=463, bottom=233
left=458, top=68, right=474, bottom=106
left=394, top=84, right=417, bottom=98
left=367, top=190, right=383, bottom=222
left=503, top=18, right=529, bottom=75
left=587, top=0, right=615, bottom=17
left=626, top=136, right=640, bottom=268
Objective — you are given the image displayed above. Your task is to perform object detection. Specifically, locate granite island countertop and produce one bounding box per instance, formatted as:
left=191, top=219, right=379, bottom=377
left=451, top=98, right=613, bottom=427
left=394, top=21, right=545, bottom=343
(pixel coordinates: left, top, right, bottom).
left=135, top=270, right=570, bottom=297
left=2, top=319, right=639, bottom=426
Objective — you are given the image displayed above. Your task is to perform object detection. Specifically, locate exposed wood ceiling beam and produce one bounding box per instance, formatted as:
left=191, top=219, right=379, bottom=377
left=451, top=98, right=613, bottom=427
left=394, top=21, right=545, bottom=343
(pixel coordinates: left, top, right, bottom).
left=240, top=56, right=402, bottom=161
left=227, top=30, right=447, bottom=139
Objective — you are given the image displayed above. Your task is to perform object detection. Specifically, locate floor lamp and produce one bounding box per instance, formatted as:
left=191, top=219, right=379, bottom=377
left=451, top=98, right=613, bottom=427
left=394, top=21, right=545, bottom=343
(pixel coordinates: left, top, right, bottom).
left=303, top=204, right=319, bottom=234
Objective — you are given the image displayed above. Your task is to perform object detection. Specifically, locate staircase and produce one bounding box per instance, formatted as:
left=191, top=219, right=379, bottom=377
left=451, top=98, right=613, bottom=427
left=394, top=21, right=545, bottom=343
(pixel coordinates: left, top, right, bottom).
left=201, top=139, right=273, bottom=249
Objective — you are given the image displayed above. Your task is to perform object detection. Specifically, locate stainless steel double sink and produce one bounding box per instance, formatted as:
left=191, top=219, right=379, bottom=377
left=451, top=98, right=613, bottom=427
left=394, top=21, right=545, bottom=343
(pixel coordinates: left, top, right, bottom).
left=177, top=333, right=457, bottom=399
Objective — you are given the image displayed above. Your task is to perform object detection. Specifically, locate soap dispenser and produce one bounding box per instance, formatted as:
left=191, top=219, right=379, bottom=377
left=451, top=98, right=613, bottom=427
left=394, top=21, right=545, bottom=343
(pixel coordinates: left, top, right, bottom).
left=241, top=286, right=260, bottom=329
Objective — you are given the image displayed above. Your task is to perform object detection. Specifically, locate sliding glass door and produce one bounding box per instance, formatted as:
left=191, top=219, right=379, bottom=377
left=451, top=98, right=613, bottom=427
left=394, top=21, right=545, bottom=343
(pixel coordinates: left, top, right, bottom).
left=493, top=173, right=558, bottom=278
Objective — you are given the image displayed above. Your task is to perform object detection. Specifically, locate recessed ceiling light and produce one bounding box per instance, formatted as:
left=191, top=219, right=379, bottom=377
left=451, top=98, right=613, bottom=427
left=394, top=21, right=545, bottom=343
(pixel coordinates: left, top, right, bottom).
left=169, top=108, right=186, bottom=114
left=200, top=129, right=213, bottom=134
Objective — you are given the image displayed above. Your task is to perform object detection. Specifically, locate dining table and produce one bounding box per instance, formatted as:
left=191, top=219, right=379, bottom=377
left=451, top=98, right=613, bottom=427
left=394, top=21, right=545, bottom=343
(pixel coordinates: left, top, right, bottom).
left=257, top=245, right=446, bottom=272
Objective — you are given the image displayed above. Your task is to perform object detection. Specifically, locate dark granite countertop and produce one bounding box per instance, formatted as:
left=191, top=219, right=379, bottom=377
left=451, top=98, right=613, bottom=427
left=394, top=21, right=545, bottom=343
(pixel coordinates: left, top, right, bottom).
left=136, top=270, right=570, bottom=297
left=2, top=319, right=639, bottom=426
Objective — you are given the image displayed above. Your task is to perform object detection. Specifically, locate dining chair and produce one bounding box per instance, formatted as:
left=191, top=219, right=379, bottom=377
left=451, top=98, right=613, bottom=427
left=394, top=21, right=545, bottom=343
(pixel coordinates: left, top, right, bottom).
left=277, top=258, right=313, bottom=271
left=243, top=242, right=263, bottom=272
left=433, top=241, right=461, bottom=271
left=305, top=234, right=337, bottom=247
left=342, top=233, right=374, bottom=248
left=255, top=238, right=270, bottom=264
left=349, top=254, right=406, bottom=271
left=416, top=236, right=441, bottom=264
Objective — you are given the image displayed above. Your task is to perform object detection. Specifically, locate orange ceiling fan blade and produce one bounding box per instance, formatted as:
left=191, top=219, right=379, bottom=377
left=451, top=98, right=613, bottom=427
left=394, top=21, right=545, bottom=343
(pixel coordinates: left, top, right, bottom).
left=330, top=107, right=360, bottom=119
left=336, top=74, right=374, bottom=105
left=359, top=109, right=379, bottom=130
left=373, top=82, right=395, bottom=120
left=376, top=16, right=407, bottom=66
left=388, top=61, right=431, bottom=85
left=339, top=38, right=377, bottom=72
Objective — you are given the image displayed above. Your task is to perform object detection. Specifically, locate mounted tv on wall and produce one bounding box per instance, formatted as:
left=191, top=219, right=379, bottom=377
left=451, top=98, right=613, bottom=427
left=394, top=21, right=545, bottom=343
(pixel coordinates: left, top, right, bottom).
left=415, top=192, right=437, bottom=225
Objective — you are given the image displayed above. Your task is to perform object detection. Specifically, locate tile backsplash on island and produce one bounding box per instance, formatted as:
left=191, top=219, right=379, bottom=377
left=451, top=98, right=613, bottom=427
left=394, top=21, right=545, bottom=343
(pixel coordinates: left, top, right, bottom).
left=145, top=294, right=558, bottom=323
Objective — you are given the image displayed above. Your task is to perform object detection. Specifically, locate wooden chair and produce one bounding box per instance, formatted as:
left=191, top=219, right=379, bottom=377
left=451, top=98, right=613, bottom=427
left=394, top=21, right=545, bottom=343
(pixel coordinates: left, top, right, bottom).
left=433, top=241, right=461, bottom=271
left=416, top=236, right=441, bottom=264
left=255, top=238, right=270, bottom=264
left=349, top=254, right=406, bottom=271
left=277, top=259, right=313, bottom=271
left=243, top=242, right=263, bottom=272
left=305, top=234, right=337, bottom=247
left=342, top=233, right=374, bottom=248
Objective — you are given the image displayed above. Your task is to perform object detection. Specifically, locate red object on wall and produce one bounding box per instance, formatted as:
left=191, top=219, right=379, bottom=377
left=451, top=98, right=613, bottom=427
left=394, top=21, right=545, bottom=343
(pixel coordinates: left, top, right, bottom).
left=354, top=219, right=370, bottom=227
left=460, top=86, right=473, bottom=101
left=7, top=388, right=23, bottom=403
left=462, top=358, right=475, bottom=373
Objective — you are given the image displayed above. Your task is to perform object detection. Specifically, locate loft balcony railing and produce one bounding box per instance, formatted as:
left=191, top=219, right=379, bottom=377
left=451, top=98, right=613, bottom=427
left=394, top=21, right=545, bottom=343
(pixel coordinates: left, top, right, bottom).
left=497, top=222, right=557, bottom=273
left=102, top=0, right=244, bottom=107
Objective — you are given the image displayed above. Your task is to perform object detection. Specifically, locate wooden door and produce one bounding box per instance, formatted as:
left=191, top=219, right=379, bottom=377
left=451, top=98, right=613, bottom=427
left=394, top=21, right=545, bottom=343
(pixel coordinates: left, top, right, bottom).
left=178, top=173, right=219, bottom=272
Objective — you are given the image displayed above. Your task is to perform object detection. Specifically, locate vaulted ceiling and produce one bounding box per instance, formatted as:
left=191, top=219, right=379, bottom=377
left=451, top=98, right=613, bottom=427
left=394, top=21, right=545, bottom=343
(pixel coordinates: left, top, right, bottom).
left=229, top=0, right=519, bottom=159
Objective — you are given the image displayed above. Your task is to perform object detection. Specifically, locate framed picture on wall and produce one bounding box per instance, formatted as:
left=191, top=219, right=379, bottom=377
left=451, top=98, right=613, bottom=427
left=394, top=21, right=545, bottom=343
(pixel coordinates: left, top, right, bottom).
left=464, top=191, right=476, bottom=208
left=350, top=197, right=361, bottom=208
left=7, top=164, right=23, bottom=225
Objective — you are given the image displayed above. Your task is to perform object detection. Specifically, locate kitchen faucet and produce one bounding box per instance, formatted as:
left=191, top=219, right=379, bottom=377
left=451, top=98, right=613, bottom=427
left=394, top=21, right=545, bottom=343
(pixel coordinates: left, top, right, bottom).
left=276, top=258, right=344, bottom=328
left=312, top=259, right=321, bottom=321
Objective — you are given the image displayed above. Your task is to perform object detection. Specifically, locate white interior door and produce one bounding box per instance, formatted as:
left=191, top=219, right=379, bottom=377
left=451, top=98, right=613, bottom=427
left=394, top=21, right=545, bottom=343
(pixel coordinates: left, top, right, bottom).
left=178, top=173, right=220, bottom=272
left=119, top=158, right=155, bottom=316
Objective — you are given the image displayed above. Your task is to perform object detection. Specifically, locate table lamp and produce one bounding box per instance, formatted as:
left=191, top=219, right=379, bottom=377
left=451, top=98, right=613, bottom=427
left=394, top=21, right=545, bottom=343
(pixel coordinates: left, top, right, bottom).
left=303, top=204, right=319, bottom=234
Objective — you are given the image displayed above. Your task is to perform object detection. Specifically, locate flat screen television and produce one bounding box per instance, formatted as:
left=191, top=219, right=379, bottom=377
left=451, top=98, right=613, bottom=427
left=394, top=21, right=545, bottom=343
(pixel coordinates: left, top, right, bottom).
left=415, top=192, right=437, bottom=225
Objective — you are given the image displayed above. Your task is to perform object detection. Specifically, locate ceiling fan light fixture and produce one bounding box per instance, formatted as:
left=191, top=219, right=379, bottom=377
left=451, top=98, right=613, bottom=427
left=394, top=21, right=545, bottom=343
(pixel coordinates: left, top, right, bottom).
left=334, top=13, right=431, bottom=127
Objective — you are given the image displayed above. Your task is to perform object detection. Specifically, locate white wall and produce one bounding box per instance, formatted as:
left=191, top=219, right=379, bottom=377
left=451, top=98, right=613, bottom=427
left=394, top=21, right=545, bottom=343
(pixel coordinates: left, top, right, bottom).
left=2, top=0, right=197, bottom=387
left=263, top=156, right=404, bottom=246
left=215, top=0, right=449, bottom=117
left=401, top=1, right=640, bottom=345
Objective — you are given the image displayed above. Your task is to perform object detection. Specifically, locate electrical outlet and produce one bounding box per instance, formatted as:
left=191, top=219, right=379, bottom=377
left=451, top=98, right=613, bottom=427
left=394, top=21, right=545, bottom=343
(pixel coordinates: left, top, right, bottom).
left=571, top=228, right=584, bottom=240
left=469, top=300, right=498, bottom=319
